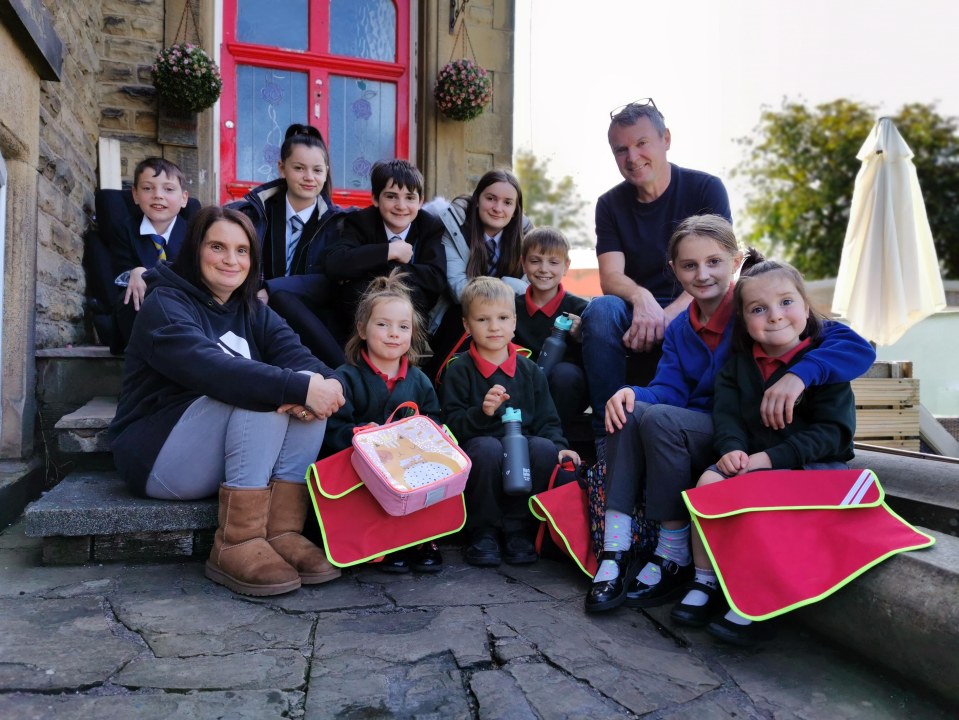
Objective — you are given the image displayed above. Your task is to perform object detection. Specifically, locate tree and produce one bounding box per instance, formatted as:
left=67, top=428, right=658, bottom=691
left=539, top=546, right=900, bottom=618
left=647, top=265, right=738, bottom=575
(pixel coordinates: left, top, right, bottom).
left=735, top=99, right=959, bottom=279
left=513, top=149, right=591, bottom=248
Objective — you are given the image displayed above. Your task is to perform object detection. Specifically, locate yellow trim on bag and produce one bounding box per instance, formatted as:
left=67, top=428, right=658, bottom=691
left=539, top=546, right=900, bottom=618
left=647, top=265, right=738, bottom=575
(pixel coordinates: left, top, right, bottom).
left=528, top=495, right=592, bottom=578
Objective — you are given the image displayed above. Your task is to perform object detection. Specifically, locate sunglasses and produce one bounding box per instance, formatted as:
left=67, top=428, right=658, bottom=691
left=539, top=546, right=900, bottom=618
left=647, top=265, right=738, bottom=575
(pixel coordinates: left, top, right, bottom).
left=609, top=98, right=659, bottom=119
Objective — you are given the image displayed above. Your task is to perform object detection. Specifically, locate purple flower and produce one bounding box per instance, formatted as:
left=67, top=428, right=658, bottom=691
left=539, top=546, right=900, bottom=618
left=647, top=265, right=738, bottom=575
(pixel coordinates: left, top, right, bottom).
left=352, top=98, right=372, bottom=120
left=260, top=81, right=284, bottom=106
left=352, top=156, right=372, bottom=177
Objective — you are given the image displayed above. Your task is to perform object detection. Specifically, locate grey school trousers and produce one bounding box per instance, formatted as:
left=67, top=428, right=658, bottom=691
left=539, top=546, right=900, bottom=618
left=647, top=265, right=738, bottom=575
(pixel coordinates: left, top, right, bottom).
left=145, top=396, right=327, bottom=500
left=604, top=402, right=715, bottom=521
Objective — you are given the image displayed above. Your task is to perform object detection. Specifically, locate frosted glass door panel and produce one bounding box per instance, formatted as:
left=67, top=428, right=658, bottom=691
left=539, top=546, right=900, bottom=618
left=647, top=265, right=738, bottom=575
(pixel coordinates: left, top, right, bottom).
left=327, top=77, right=396, bottom=191
left=236, top=0, right=308, bottom=50
left=235, top=65, right=308, bottom=183
left=329, top=0, right=396, bottom=61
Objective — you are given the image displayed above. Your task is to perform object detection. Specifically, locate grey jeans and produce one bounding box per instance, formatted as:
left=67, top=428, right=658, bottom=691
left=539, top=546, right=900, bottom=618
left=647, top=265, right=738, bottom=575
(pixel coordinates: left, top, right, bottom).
left=605, top=402, right=715, bottom=521
left=144, top=396, right=327, bottom=500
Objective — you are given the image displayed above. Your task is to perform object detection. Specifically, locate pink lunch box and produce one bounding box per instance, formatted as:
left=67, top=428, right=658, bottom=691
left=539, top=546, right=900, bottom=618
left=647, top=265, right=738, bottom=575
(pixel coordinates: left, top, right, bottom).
left=351, top=402, right=471, bottom=516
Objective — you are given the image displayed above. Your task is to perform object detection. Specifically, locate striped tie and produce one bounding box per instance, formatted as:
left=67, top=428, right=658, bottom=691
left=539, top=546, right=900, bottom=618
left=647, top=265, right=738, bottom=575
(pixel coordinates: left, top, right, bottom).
left=485, top=236, right=497, bottom=275
left=151, top=233, right=167, bottom=261
left=286, top=216, right=304, bottom=275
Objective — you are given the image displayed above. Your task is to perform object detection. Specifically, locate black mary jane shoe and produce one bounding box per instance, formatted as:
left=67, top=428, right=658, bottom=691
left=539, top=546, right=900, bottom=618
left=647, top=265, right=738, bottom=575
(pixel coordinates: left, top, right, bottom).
left=669, top=581, right=728, bottom=628
left=379, top=549, right=412, bottom=574
left=706, top=614, right=772, bottom=647
left=624, top=555, right=693, bottom=608
left=584, top=550, right=631, bottom=613
left=464, top=531, right=501, bottom=567
left=411, top=542, right=443, bottom=573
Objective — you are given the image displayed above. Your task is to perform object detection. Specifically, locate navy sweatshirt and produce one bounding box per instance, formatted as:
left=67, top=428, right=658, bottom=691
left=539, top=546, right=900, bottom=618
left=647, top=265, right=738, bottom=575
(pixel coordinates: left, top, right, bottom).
left=109, top=263, right=340, bottom=495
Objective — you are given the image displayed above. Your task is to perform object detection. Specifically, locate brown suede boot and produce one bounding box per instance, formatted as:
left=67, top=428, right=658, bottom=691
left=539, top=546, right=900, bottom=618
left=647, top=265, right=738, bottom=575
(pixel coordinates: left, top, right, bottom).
left=267, top=479, right=341, bottom=584
left=205, top=485, right=301, bottom=596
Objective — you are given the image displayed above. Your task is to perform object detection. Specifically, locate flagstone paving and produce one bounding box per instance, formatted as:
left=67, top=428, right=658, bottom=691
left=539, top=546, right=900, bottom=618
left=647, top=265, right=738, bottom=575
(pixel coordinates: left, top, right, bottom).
left=0, top=519, right=953, bottom=719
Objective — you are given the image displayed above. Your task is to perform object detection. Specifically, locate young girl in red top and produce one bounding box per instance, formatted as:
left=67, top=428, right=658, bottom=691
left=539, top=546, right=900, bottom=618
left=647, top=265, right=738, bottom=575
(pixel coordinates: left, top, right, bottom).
left=323, top=271, right=444, bottom=572
left=673, top=258, right=858, bottom=645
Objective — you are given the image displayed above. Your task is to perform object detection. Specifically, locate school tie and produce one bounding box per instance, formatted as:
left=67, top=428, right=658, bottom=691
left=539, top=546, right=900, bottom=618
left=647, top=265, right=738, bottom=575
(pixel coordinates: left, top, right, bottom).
left=150, top=234, right=167, bottom=261
left=389, top=235, right=402, bottom=243
left=286, top=215, right=304, bottom=275
left=485, top=236, right=497, bottom=275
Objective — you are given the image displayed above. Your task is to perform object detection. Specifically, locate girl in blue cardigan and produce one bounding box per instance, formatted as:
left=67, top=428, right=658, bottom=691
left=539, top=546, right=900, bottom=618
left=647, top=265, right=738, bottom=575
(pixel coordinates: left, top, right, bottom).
left=585, top=215, right=875, bottom=614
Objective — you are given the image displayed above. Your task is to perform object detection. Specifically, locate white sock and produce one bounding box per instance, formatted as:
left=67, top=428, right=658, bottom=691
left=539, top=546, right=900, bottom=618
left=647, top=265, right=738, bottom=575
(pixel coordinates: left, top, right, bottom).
left=593, top=510, right=631, bottom=583
left=680, top=568, right=718, bottom=607
left=637, top=561, right=661, bottom=586
left=723, top=609, right=752, bottom=626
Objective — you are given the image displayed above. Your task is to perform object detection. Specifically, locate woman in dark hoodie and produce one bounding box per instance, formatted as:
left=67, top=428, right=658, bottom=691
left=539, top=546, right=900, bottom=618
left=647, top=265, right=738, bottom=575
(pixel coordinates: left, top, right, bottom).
left=110, top=206, right=345, bottom=598
left=230, top=123, right=348, bottom=366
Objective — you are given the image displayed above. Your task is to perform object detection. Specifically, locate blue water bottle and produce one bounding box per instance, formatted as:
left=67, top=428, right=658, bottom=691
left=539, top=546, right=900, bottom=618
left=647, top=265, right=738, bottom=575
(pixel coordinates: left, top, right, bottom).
left=501, top=407, right=531, bottom=495
left=536, top=313, right=574, bottom=375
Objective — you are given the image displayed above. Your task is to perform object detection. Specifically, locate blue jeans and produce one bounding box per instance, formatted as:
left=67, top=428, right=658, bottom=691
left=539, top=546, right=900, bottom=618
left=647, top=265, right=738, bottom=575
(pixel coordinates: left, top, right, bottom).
left=145, top=396, right=327, bottom=500
left=581, top=295, right=666, bottom=437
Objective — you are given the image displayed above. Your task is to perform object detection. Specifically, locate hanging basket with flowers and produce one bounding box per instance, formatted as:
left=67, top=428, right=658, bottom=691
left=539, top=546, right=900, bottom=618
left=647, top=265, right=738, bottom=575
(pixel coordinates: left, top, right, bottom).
left=434, top=58, right=492, bottom=122
left=151, top=42, right=223, bottom=113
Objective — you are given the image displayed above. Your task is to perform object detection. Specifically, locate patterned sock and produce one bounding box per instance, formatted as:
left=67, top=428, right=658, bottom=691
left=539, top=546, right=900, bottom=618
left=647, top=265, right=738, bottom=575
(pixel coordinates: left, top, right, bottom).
left=637, top=525, right=691, bottom=586
left=680, top=568, right=718, bottom=607
left=722, top=609, right=752, bottom=626
left=592, top=509, right=632, bottom=583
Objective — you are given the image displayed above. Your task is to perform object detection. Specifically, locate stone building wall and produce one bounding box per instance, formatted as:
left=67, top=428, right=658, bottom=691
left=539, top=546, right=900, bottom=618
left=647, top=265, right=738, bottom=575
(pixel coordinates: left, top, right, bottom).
left=98, top=0, right=165, bottom=177
left=34, top=0, right=104, bottom=348
left=420, top=0, right=516, bottom=200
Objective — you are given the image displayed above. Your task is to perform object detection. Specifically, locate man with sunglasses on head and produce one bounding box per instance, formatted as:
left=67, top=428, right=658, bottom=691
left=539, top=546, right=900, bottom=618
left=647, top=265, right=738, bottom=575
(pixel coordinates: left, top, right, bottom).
left=581, top=99, right=731, bottom=444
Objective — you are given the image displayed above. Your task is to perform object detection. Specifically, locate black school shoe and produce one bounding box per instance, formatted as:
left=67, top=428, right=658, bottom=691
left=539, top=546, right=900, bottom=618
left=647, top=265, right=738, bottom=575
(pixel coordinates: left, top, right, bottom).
left=625, top=555, right=694, bottom=608
left=379, top=549, right=412, bottom=574
left=464, top=530, right=501, bottom=567
left=584, top=550, right=631, bottom=613
left=669, top=582, right=728, bottom=627
left=707, top=615, right=773, bottom=647
left=411, top=542, right=443, bottom=573
left=503, top=533, right=538, bottom=565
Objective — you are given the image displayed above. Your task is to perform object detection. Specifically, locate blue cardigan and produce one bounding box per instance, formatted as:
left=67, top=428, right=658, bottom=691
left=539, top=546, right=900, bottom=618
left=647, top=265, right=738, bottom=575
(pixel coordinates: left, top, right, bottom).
left=631, top=313, right=876, bottom=413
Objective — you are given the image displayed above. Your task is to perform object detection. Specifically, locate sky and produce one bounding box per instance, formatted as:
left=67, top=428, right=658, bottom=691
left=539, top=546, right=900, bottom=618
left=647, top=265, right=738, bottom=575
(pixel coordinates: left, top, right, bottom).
left=512, top=0, right=959, bottom=267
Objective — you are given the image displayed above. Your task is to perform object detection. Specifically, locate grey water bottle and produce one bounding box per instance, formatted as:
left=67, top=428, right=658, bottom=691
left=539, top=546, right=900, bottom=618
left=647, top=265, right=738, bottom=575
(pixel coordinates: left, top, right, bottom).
left=501, top=407, right=531, bottom=495
left=536, top=313, right=574, bottom=374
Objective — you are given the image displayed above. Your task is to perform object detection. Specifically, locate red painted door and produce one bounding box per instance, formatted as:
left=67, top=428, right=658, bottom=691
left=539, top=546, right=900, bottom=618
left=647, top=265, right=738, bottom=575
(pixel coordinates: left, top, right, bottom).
left=219, top=0, right=410, bottom=207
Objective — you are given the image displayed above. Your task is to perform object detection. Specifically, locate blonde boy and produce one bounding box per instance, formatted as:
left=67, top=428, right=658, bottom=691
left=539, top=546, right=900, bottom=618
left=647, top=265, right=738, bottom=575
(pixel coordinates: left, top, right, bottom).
left=514, top=227, right=590, bottom=433
left=442, top=277, right=580, bottom=567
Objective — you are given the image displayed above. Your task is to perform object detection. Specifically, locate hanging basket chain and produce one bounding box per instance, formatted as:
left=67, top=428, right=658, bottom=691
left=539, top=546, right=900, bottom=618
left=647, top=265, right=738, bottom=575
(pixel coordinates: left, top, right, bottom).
left=174, top=0, right=202, bottom=46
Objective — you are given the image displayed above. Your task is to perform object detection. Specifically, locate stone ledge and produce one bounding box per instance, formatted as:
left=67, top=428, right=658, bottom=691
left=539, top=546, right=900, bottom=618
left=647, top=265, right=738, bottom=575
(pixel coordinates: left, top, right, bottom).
left=55, top=396, right=117, bottom=453
left=24, top=471, right=217, bottom=538
left=797, top=529, right=959, bottom=706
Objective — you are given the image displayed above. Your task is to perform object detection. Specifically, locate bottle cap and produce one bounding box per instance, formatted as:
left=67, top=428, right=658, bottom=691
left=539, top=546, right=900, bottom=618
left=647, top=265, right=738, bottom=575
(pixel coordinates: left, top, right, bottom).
left=554, top=314, right=573, bottom=332
left=502, top=407, right=523, bottom=423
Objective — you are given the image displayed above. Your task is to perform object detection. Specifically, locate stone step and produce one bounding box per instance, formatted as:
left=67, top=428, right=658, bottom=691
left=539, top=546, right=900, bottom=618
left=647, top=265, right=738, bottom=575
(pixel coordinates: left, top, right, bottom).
left=54, top=396, right=117, bottom=453
left=24, top=471, right=217, bottom=565
left=851, top=447, right=959, bottom=536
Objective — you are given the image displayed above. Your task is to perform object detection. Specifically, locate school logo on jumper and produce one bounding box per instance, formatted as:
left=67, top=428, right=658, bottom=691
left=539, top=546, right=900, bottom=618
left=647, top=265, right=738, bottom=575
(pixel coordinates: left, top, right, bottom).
left=217, top=331, right=251, bottom=359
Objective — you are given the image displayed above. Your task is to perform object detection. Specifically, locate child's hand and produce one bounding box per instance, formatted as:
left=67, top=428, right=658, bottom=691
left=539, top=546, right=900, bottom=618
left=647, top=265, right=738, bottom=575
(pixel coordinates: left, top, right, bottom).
left=558, top=448, right=581, bottom=466
left=124, top=267, right=149, bottom=310
left=256, top=288, right=269, bottom=305
left=605, top=387, right=636, bottom=434
left=566, top=313, right=583, bottom=341
left=717, top=450, right=749, bottom=476
left=482, top=384, right=510, bottom=416
left=387, top=240, right=414, bottom=264
left=761, top=372, right=806, bottom=430
left=745, top=452, right=772, bottom=472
